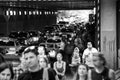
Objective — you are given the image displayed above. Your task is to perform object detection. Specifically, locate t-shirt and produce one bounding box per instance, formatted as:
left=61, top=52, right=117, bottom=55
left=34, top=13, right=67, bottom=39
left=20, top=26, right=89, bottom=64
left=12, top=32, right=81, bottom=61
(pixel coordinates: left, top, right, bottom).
left=82, top=47, right=98, bottom=67
left=72, top=55, right=81, bottom=65
left=18, top=68, right=43, bottom=80
left=48, top=68, right=56, bottom=80
left=91, top=67, right=110, bottom=80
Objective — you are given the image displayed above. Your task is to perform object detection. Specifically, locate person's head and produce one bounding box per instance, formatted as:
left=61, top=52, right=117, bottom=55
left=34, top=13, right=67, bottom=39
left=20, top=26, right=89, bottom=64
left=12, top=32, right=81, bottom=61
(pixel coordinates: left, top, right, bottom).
left=39, top=57, right=49, bottom=68
left=75, top=64, right=88, bottom=80
left=56, top=53, right=63, bottom=61
left=87, top=42, right=93, bottom=49
left=0, top=62, right=14, bottom=80
left=38, top=46, right=45, bottom=55
left=73, top=47, right=79, bottom=54
left=92, top=52, right=106, bottom=68
left=23, top=46, right=39, bottom=69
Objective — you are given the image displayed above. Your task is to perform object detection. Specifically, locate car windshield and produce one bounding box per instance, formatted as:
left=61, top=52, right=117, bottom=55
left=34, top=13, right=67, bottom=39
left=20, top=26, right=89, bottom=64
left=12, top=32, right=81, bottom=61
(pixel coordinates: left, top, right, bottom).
left=0, top=41, right=15, bottom=46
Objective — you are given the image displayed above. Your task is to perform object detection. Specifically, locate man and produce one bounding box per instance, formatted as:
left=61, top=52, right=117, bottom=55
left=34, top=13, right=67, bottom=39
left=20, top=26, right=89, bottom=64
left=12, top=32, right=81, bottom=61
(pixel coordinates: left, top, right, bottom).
left=18, top=47, right=43, bottom=80
left=82, top=42, right=98, bottom=69
left=88, top=53, right=115, bottom=80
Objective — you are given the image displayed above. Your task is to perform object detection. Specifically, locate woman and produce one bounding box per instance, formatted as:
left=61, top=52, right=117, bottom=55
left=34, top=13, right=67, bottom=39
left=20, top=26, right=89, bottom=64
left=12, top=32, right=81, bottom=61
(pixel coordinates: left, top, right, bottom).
left=38, top=46, right=47, bottom=58
left=54, top=53, right=66, bottom=80
left=69, top=47, right=81, bottom=75
left=88, top=52, right=115, bottom=80
left=71, top=47, right=81, bottom=65
left=39, top=57, right=57, bottom=80
left=39, top=56, right=50, bottom=68
left=0, top=62, right=14, bottom=80
left=73, top=64, right=89, bottom=80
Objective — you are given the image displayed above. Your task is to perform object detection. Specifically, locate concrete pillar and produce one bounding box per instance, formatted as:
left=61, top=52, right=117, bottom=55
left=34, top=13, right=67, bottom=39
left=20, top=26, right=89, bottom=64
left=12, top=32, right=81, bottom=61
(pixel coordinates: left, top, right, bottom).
left=101, top=0, right=117, bottom=69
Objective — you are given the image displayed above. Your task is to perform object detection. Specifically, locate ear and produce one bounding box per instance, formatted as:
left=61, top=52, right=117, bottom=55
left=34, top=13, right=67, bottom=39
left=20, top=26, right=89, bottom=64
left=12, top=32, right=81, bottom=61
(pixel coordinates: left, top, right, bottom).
left=36, top=55, right=40, bottom=60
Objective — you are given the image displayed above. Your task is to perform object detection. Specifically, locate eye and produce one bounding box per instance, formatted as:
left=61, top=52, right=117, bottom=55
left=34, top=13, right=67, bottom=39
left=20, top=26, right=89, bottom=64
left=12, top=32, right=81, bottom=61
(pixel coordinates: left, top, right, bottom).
left=1, top=73, right=5, bottom=76
left=25, top=57, right=28, bottom=60
left=7, top=74, right=11, bottom=76
left=30, top=56, right=33, bottom=59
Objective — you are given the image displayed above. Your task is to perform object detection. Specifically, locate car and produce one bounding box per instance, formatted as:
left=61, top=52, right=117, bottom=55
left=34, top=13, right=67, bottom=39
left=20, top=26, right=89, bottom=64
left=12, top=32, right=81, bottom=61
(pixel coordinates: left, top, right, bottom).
left=0, top=37, right=20, bottom=55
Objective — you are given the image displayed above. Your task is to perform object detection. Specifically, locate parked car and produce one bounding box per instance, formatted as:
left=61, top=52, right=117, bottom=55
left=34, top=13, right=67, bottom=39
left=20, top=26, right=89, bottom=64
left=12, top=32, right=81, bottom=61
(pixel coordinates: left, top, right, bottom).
left=0, top=37, right=20, bottom=55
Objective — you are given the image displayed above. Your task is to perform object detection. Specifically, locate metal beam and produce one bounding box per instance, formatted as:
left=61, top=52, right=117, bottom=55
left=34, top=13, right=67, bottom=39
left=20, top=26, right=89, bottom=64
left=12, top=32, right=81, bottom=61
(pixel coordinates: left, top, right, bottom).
left=0, top=0, right=95, bottom=10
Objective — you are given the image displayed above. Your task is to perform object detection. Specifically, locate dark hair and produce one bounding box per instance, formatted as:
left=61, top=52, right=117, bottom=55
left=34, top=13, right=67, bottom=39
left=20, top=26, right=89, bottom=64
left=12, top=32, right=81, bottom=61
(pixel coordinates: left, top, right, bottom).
left=87, top=41, right=95, bottom=47
left=75, top=64, right=89, bottom=80
left=87, top=41, right=92, bottom=45
left=24, top=46, right=39, bottom=56
left=0, top=53, right=5, bottom=64
left=56, top=53, right=63, bottom=58
left=0, top=62, right=14, bottom=79
left=98, top=53, right=106, bottom=66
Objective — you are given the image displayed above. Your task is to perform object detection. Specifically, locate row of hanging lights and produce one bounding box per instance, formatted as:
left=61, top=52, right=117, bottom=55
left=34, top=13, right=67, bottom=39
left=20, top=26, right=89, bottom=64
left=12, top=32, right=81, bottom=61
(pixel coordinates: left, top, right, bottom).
left=5, top=9, right=57, bottom=16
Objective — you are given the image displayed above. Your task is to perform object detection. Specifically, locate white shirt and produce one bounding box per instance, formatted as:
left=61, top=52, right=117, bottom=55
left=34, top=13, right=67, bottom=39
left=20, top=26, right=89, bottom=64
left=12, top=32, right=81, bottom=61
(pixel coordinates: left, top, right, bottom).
left=82, top=47, right=98, bottom=67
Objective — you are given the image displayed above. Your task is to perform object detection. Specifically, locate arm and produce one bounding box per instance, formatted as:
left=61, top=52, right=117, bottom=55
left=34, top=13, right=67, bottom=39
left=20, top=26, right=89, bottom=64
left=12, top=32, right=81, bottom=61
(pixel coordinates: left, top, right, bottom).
left=78, top=57, right=81, bottom=64
left=71, top=56, right=75, bottom=64
left=88, top=69, right=92, bottom=80
left=109, top=69, right=115, bottom=80
left=82, top=50, right=86, bottom=63
left=53, top=62, right=60, bottom=75
left=62, top=61, right=66, bottom=75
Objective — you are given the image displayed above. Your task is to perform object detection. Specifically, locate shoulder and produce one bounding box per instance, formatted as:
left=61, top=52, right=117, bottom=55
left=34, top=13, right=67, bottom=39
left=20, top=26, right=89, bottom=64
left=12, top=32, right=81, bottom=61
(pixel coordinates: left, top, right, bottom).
left=92, top=48, right=98, bottom=52
left=18, top=71, right=30, bottom=80
left=54, top=61, right=57, bottom=65
left=63, top=61, right=66, bottom=64
left=84, top=48, right=88, bottom=52
left=88, top=69, right=92, bottom=80
left=48, top=68, right=54, bottom=72
left=48, top=68, right=56, bottom=76
left=83, top=49, right=89, bottom=54
left=72, top=73, right=77, bottom=80
left=108, top=69, right=115, bottom=78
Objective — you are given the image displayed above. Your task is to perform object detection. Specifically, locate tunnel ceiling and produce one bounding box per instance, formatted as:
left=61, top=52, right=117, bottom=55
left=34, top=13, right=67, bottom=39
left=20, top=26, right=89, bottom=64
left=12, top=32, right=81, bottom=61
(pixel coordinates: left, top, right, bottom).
left=0, top=0, right=95, bottom=10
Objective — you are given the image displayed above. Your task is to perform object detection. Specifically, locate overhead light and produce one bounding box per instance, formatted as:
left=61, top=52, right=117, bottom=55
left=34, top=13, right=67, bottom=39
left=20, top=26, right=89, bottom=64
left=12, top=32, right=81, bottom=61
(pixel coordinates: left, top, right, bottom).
left=93, top=7, right=96, bottom=14
left=33, top=11, right=35, bottom=15
left=10, top=10, right=13, bottom=16
left=55, top=12, right=57, bottom=14
left=36, top=11, right=39, bottom=15
left=44, top=11, right=47, bottom=15
left=39, top=11, right=42, bottom=15
left=52, top=11, right=54, bottom=14
left=13, top=11, right=16, bottom=15
left=6, top=10, right=9, bottom=16
left=19, top=11, right=21, bottom=15
left=24, top=11, right=27, bottom=15
left=29, top=11, right=32, bottom=15
left=49, top=11, right=51, bottom=14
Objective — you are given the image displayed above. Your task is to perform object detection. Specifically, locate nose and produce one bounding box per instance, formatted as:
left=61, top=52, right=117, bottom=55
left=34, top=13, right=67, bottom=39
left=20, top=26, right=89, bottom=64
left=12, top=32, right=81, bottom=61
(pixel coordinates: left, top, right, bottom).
left=3, top=75, right=8, bottom=80
left=26, top=58, right=31, bottom=64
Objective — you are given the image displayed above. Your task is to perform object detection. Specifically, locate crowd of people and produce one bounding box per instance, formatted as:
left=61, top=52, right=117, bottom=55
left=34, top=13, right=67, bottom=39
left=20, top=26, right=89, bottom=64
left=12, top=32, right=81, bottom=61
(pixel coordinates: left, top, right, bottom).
left=0, top=41, right=116, bottom=80
left=0, top=22, right=116, bottom=80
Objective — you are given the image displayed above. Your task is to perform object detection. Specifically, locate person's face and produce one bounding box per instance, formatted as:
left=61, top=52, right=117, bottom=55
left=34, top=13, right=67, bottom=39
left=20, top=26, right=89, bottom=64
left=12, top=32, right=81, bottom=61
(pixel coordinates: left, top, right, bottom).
left=74, top=39, right=78, bottom=45
left=38, top=47, right=45, bottom=55
left=78, top=65, right=88, bottom=76
left=87, top=42, right=92, bottom=49
left=93, top=56, right=103, bottom=67
left=74, top=47, right=79, bottom=53
left=24, top=52, right=39, bottom=69
left=57, top=54, right=62, bottom=61
left=39, top=58, right=47, bottom=68
left=0, top=68, right=11, bottom=80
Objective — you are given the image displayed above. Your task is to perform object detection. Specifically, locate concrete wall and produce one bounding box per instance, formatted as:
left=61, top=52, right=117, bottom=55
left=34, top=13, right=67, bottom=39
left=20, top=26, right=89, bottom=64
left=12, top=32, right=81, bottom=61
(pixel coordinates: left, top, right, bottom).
left=101, top=0, right=117, bottom=70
